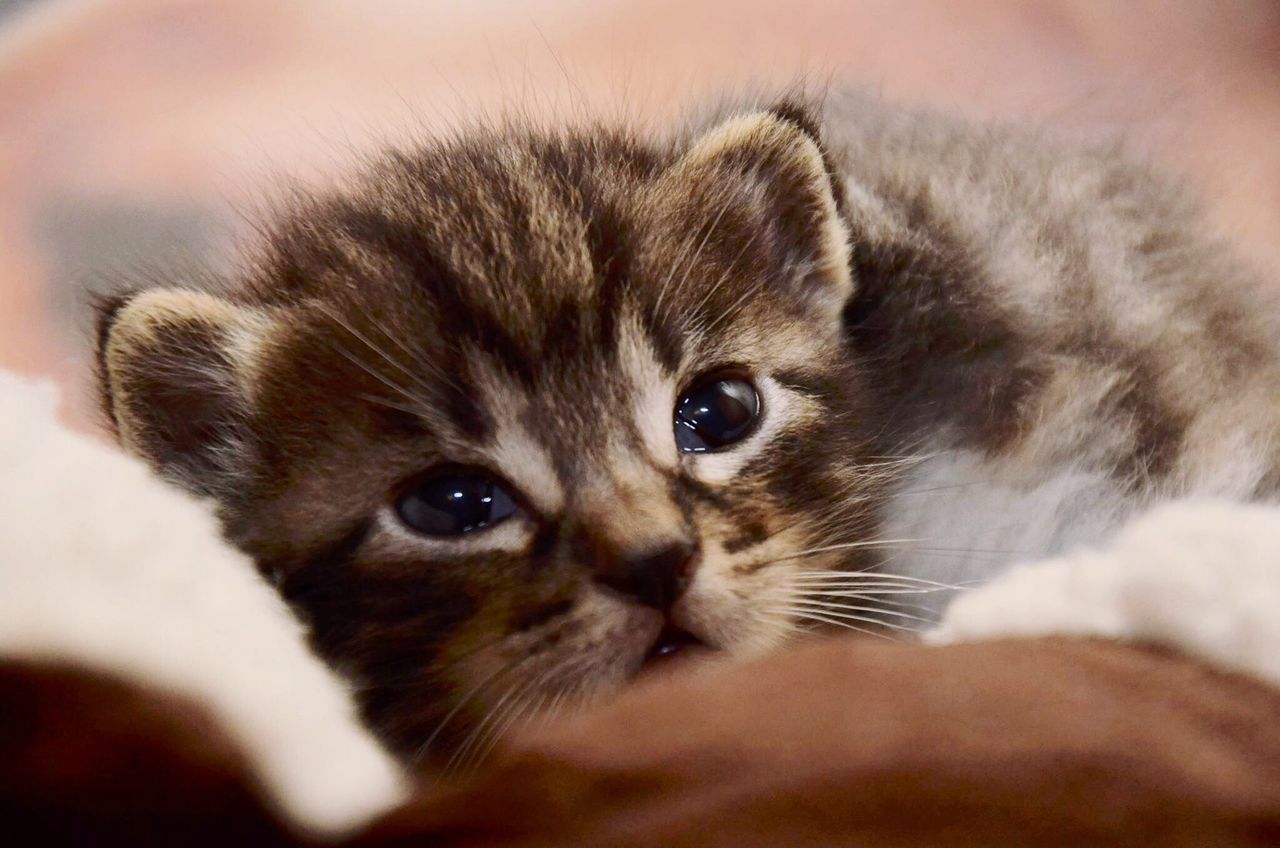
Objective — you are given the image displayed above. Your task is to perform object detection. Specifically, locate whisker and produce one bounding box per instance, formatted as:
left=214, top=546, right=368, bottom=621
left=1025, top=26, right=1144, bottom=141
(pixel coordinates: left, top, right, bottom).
left=316, top=304, right=440, bottom=397
left=790, top=573, right=963, bottom=589
left=791, top=571, right=972, bottom=589
left=700, top=278, right=767, bottom=336
left=654, top=199, right=734, bottom=316
left=777, top=602, right=922, bottom=631
left=540, top=686, right=572, bottom=729
left=876, top=549, right=1016, bottom=563
left=488, top=691, right=549, bottom=759
left=344, top=298, right=468, bottom=396
left=757, top=538, right=923, bottom=564
left=444, top=674, right=528, bottom=776
left=537, top=657, right=593, bottom=731
left=414, top=650, right=531, bottom=766
left=781, top=597, right=937, bottom=627
left=767, top=608, right=897, bottom=641
left=687, top=226, right=764, bottom=318
left=794, top=584, right=957, bottom=596
left=785, top=541, right=1020, bottom=562
left=798, top=591, right=951, bottom=617
left=323, top=339, right=432, bottom=414
left=772, top=604, right=919, bottom=634
left=354, top=392, right=433, bottom=418
left=803, top=592, right=941, bottom=616
left=448, top=653, right=588, bottom=775
left=455, top=687, right=538, bottom=776
left=789, top=581, right=962, bottom=596
left=790, top=570, right=947, bottom=582
left=893, top=481, right=993, bottom=497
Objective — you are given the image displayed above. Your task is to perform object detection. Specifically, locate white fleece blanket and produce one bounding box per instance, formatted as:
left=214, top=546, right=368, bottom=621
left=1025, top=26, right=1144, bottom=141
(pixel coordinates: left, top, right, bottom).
left=0, top=373, right=407, bottom=837
left=2, top=372, right=1279, bottom=834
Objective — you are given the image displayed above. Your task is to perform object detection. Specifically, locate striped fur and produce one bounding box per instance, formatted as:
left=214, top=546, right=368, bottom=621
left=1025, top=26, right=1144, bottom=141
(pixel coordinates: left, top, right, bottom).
left=96, top=91, right=1280, bottom=764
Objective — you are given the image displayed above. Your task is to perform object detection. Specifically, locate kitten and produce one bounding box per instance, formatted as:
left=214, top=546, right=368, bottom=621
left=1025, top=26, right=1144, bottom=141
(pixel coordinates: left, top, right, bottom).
left=95, top=90, right=1280, bottom=766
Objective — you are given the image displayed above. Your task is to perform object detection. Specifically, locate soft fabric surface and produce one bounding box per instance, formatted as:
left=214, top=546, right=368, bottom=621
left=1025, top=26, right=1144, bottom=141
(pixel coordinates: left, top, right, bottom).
left=4, top=371, right=1280, bottom=844
left=0, top=373, right=406, bottom=836
left=369, top=637, right=1280, bottom=847
left=8, top=639, right=1280, bottom=846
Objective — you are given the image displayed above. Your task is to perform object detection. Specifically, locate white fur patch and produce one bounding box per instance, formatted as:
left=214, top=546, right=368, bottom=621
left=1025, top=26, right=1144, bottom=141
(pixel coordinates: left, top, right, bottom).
left=0, top=373, right=406, bottom=836
left=620, top=320, right=679, bottom=470
left=930, top=499, right=1280, bottom=688
left=487, top=420, right=565, bottom=514
left=471, top=364, right=565, bottom=514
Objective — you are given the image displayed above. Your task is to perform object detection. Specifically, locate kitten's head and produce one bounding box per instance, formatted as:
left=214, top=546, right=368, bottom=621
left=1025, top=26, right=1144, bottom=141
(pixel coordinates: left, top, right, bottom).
left=97, top=104, right=889, bottom=763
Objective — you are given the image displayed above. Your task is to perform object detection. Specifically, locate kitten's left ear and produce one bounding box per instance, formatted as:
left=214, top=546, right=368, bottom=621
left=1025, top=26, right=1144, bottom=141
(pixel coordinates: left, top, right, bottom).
left=665, top=103, right=852, bottom=323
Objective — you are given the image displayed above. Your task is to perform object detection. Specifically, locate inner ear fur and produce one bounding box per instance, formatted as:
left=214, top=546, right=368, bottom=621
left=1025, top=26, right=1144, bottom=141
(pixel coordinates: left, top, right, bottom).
left=97, top=289, right=277, bottom=495
left=665, top=105, right=853, bottom=322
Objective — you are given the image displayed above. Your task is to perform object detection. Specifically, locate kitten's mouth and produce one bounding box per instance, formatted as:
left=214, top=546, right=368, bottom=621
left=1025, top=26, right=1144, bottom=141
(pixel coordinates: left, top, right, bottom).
left=640, top=623, right=712, bottom=676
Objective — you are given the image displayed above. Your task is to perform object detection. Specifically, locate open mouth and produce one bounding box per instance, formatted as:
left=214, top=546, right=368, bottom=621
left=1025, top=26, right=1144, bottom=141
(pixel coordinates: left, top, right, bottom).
left=641, top=622, right=712, bottom=674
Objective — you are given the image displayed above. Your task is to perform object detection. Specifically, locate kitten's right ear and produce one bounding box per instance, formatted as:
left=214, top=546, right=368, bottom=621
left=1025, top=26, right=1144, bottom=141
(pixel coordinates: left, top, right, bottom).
left=96, top=289, right=277, bottom=496
left=663, top=106, right=853, bottom=325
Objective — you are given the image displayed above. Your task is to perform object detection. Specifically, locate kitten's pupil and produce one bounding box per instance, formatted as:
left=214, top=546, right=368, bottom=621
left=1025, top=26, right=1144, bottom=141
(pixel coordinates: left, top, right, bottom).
left=396, top=472, right=517, bottom=536
left=675, top=375, right=761, bottom=452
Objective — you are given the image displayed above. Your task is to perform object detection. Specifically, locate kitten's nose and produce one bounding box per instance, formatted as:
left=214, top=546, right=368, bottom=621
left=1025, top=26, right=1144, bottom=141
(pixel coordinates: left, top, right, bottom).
left=593, top=540, right=698, bottom=611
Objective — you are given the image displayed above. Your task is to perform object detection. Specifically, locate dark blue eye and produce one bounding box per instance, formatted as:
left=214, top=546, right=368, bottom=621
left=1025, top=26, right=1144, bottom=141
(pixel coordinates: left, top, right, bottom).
left=674, top=374, right=761, bottom=453
left=395, top=471, right=519, bottom=537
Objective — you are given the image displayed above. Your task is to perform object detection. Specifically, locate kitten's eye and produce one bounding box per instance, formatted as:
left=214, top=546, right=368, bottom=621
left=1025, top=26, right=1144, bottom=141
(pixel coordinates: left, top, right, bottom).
left=674, top=373, right=761, bottom=453
left=395, top=471, right=518, bottom=537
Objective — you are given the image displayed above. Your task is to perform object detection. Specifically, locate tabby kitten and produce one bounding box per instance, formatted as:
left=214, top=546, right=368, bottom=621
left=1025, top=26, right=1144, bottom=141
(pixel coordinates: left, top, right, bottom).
left=96, top=90, right=1280, bottom=765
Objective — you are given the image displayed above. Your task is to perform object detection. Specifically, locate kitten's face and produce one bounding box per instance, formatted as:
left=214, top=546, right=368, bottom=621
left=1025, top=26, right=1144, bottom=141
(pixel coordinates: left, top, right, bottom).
left=98, top=108, right=889, bottom=763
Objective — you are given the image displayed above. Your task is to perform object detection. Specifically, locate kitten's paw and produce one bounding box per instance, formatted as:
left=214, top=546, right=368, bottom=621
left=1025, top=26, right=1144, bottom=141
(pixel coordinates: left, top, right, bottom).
left=927, top=500, right=1280, bottom=687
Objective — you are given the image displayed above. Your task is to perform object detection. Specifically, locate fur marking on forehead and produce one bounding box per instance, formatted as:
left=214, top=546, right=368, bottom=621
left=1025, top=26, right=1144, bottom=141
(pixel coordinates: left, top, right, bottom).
left=468, top=360, right=566, bottom=513
left=617, top=313, right=679, bottom=470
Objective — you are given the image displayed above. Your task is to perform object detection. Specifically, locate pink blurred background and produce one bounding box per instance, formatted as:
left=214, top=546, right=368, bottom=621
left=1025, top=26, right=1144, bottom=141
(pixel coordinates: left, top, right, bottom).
left=2, top=0, right=1278, bottom=428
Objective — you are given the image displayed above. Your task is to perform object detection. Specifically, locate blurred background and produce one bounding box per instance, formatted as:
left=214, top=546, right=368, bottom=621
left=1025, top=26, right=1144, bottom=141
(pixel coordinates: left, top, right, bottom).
left=2, top=0, right=1278, bottom=430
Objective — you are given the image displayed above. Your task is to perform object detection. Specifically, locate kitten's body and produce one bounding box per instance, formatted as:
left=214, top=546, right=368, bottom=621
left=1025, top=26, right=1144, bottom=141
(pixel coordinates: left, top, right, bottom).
left=821, top=92, right=1280, bottom=594
left=96, top=90, right=1280, bottom=763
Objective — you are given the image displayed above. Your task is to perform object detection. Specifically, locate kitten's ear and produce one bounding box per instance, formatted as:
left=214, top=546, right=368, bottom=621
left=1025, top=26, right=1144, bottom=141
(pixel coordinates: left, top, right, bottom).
left=96, top=289, right=277, bottom=496
left=666, top=104, right=852, bottom=322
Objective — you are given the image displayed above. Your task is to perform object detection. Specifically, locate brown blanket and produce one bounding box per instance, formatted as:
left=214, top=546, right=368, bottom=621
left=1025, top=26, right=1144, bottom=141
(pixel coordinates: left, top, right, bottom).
left=8, top=636, right=1280, bottom=846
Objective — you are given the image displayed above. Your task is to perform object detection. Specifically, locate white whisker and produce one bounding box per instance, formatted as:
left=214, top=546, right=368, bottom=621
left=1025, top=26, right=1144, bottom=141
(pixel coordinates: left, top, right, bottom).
left=654, top=199, right=733, bottom=316
left=688, top=226, right=764, bottom=318
left=771, top=604, right=918, bottom=634
left=415, top=650, right=530, bottom=766
left=805, top=593, right=940, bottom=616
left=767, top=608, right=897, bottom=641
left=780, top=597, right=937, bottom=626
left=795, top=584, right=956, bottom=595
left=700, top=278, right=767, bottom=336
left=467, top=689, right=548, bottom=774
left=790, top=571, right=970, bottom=590
left=449, top=653, right=589, bottom=775
left=445, top=673, right=528, bottom=776
left=354, top=392, right=432, bottom=418
left=323, top=339, right=434, bottom=415
left=316, top=303, right=440, bottom=397
left=756, top=538, right=923, bottom=566
left=345, top=298, right=468, bottom=396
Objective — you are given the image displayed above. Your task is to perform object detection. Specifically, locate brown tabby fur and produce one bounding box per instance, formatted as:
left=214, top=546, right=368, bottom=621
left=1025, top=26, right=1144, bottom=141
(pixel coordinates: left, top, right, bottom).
left=95, top=90, right=1280, bottom=764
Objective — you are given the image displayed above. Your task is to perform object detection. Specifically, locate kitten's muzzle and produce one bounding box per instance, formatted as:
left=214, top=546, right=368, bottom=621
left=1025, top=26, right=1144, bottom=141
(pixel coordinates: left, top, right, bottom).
left=592, top=540, right=699, bottom=612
